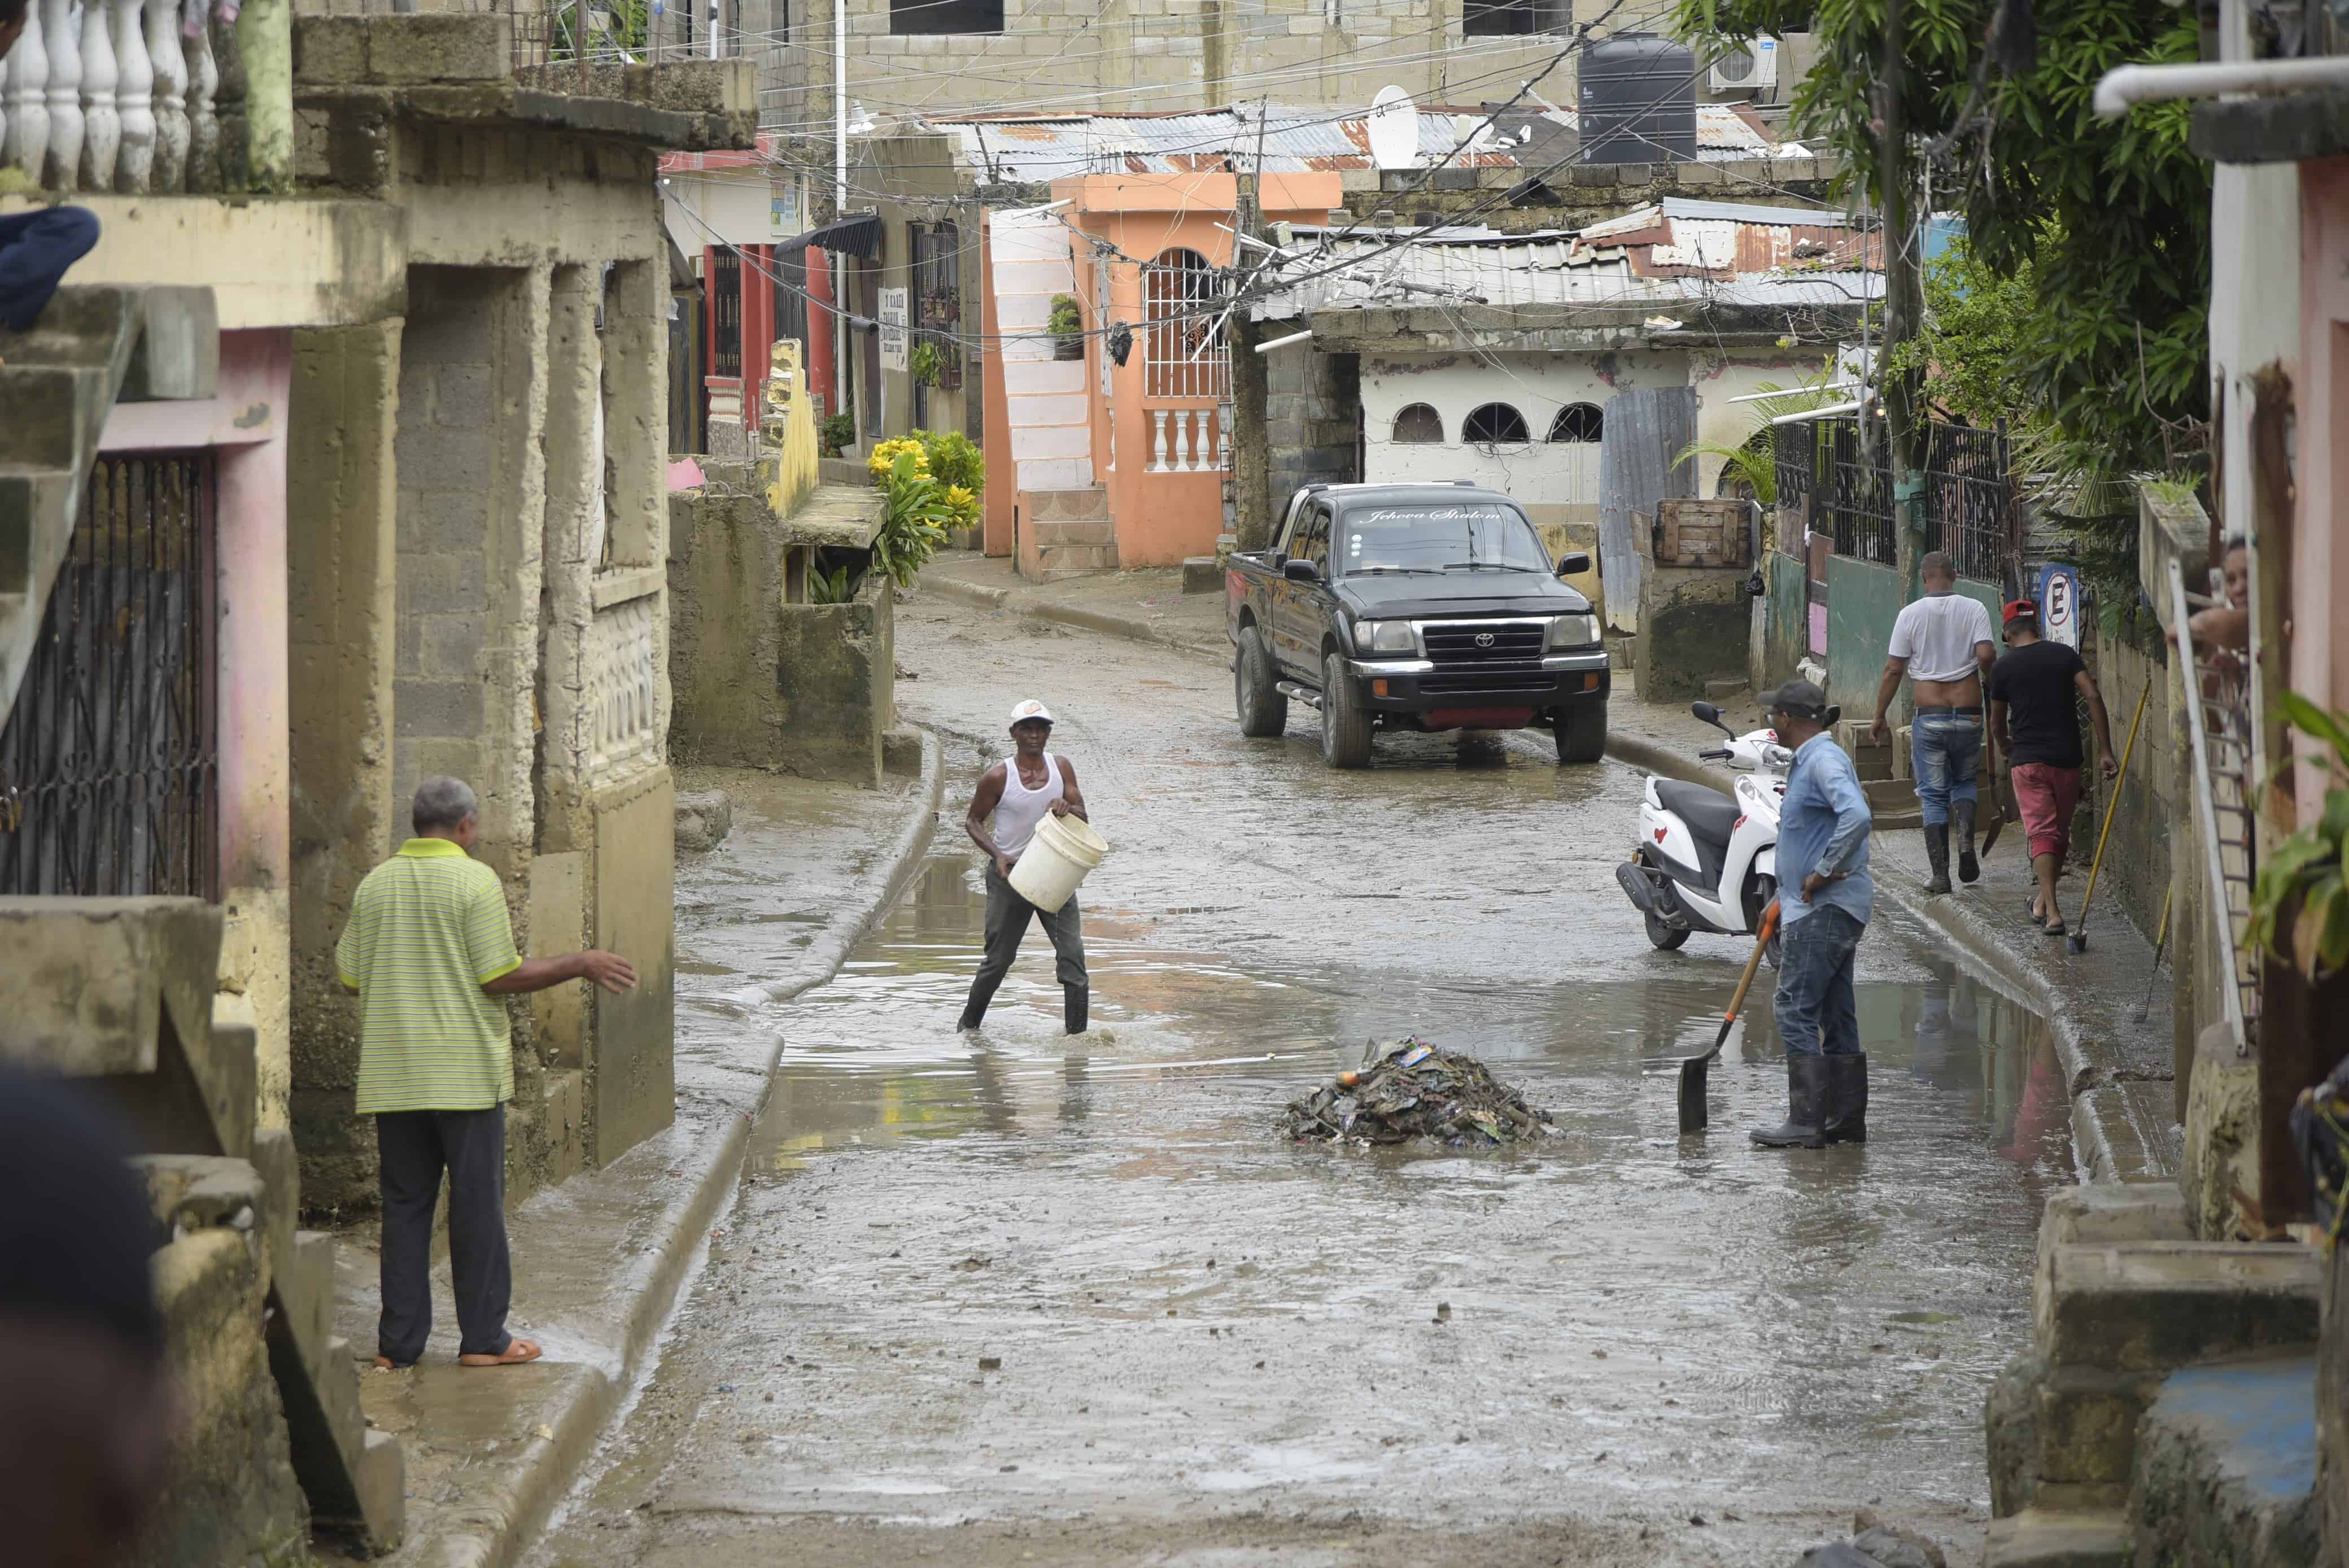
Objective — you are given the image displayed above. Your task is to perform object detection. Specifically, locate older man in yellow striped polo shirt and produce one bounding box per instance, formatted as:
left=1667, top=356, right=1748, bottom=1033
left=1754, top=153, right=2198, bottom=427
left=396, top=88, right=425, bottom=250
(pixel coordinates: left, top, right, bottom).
left=337, top=776, right=638, bottom=1370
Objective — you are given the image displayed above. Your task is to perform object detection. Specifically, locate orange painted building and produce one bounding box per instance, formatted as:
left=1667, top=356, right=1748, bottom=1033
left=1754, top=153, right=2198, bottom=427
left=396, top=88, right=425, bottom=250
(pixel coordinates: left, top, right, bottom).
left=977, top=171, right=1342, bottom=579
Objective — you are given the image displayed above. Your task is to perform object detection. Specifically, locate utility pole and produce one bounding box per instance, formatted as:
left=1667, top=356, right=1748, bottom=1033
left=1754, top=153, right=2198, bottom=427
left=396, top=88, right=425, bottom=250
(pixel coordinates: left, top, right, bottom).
left=832, top=0, right=850, bottom=426
left=1229, top=103, right=1273, bottom=549
left=1876, top=0, right=1926, bottom=594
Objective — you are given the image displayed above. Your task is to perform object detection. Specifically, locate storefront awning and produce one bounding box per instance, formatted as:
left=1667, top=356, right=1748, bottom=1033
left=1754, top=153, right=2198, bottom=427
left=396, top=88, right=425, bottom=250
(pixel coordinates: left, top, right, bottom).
left=774, top=212, right=882, bottom=260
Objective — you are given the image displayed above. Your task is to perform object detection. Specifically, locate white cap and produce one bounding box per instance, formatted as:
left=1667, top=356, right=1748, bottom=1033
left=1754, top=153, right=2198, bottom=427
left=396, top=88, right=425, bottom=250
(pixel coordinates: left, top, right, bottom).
left=1009, top=699, right=1055, bottom=728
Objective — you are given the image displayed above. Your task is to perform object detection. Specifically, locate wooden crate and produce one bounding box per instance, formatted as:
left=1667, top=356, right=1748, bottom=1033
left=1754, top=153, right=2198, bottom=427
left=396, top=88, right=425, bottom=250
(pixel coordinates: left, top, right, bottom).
left=1653, top=499, right=1753, bottom=568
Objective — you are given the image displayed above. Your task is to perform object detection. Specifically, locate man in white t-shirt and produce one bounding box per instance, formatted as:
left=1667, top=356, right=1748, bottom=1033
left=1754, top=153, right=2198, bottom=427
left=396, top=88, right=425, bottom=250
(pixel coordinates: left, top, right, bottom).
left=1869, top=552, right=1997, bottom=895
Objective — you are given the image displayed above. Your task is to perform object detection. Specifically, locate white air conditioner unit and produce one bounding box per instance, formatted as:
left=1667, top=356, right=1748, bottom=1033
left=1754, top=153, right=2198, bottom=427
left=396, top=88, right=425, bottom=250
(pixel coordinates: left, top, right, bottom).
left=1709, top=37, right=1779, bottom=93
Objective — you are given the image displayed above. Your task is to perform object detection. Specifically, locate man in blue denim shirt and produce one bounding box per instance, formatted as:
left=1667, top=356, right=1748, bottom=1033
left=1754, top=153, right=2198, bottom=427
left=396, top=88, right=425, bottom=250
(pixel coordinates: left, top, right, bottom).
left=1752, top=679, right=1874, bottom=1150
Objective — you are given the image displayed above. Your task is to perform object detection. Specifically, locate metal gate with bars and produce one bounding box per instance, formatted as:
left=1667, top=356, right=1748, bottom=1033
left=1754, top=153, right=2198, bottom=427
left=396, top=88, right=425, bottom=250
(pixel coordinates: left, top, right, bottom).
left=1776, top=417, right=2020, bottom=589
left=710, top=248, right=743, bottom=379
left=0, top=454, right=221, bottom=899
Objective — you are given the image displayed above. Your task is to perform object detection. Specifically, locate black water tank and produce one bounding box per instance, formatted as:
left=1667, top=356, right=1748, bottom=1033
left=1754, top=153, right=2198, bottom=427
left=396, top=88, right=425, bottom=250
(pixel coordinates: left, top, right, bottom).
left=1578, top=34, right=1698, bottom=164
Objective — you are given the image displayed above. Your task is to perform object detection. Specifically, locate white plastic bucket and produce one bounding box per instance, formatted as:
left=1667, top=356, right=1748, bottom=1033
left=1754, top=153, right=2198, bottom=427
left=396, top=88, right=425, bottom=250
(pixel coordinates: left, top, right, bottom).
left=1008, top=811, right=1108, bottom=911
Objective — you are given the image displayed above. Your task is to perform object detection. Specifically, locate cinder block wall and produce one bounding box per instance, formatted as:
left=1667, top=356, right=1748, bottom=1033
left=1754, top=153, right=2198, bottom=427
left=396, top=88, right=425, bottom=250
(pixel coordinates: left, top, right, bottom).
left=1264, top=347, right=1358, bottom=522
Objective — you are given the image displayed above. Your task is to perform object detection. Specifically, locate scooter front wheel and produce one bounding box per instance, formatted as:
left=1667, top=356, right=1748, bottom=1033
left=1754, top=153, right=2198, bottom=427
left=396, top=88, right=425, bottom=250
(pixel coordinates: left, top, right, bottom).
left=1644, top=910, right=1691, bottom=951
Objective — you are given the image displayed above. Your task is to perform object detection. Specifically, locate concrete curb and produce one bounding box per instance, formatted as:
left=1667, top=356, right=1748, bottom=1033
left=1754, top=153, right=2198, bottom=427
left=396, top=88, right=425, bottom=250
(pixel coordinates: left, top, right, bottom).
left=920, top=571, right=1230, bottom=662
left=395, top=732, right=946, bottom=1568
left=1869, top=872, right=2167, bottom=1184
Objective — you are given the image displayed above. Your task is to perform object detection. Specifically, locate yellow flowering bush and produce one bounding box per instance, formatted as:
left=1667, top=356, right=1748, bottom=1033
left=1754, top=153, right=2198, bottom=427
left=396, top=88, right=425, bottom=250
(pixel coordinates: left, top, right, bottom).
left=868, top=438, right=928, bottom=481
left=943, top=484, right=980, bottom=530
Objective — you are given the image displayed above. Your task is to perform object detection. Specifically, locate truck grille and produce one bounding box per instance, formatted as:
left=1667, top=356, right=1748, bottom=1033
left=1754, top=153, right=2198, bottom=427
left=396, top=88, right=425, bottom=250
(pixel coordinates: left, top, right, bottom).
left=1421, top=619, right=1547, bottom=666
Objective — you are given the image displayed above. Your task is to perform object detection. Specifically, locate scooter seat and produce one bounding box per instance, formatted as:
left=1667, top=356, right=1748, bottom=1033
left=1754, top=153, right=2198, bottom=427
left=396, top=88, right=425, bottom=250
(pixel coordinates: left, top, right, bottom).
left=1656, top=779, right=1741, bottom=849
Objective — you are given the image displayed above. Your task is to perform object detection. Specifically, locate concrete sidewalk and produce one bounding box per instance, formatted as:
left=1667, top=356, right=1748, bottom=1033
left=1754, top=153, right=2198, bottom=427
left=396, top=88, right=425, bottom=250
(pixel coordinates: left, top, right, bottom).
left=912, top=554, right=2179, bottom=1187
left=322, top=737, right=946, bottom=1568
left=921, top=552, right=1228, bottom=659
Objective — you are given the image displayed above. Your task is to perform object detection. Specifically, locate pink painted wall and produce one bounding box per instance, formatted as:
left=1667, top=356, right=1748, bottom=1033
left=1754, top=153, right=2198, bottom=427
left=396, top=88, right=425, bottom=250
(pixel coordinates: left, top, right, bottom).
left=99, top=328, right=292, bottom=895
left=2298, top=159, right=2349, bottom=821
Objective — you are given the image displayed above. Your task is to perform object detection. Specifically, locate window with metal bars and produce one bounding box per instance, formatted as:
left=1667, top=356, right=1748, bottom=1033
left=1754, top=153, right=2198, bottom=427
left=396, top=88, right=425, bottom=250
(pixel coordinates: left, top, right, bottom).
left=0, top=454, right=220, bottom=899
left=1143, top=249, right=1230, bottom=401
left=711, top=248, right=743, bottom=378
left=910, top=222, right=963, bottom=392
left=772, top=244, right=808, bottom=350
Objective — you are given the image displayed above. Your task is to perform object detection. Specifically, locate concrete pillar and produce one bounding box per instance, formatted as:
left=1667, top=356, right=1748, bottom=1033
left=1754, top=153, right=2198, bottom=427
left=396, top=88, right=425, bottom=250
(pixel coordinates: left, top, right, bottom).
left=234, top=0, right=288, bottom=193
left=286, top=317, right=400, bottom=1211
left=214, top=329, right=295, bottom=1133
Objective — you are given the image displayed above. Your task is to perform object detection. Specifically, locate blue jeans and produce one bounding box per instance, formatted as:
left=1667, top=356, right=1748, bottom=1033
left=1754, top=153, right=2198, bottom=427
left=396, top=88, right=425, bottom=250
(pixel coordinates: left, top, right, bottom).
left=1910, top=711, right=1983, bottom=828
left=1775, top=905, right=1862, bottom=1058
left=0, top=206, right=101, bottom=331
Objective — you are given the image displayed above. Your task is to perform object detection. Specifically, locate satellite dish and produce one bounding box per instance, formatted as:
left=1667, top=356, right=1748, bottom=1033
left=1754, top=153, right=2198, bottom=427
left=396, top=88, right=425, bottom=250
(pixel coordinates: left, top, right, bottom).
left=1366, top=85, right=1418, bottom=173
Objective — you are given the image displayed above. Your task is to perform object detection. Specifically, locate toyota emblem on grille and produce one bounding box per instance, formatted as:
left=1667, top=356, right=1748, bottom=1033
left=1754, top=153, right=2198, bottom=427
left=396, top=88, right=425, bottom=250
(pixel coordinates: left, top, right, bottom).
left=1474, top=632, right=1495, bottom=648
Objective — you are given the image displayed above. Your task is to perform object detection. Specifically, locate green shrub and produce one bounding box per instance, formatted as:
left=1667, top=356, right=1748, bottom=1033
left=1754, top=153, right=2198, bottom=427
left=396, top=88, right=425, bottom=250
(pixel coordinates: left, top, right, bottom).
left=809, top=562, right=858, bottom=604
left=1047, top=294, right=1082, bottom=338
left=819, top=412, right=855, bottom=457
left=873, top=451, right=952, bottom=588
left=2249, top=695, right=2349, bottom=981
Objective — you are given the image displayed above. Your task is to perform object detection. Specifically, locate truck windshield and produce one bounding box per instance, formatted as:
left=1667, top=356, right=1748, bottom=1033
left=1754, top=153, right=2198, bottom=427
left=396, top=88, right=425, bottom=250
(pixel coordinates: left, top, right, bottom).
left=1334, top=504, right=1550, bottom=576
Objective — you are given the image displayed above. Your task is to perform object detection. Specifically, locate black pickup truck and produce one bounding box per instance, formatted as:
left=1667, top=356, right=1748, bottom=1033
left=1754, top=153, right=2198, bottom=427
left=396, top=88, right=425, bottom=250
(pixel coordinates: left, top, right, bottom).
left=1225, top=482, right=1610, bottom=768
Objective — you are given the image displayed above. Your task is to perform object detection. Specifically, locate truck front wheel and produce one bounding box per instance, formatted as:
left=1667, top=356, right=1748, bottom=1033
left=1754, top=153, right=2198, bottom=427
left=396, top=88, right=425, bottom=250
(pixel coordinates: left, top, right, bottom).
left=1554, top=701, right=1606, bottom=765
left=1319, top=652, right=1373, bottom=768
left=1234, top=626, right=1288, bottom=737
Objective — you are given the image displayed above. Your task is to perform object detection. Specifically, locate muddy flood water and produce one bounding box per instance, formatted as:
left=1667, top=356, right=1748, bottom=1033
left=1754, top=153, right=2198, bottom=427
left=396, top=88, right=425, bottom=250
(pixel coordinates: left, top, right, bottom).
left=535, top=592, right=2074, bottom=1568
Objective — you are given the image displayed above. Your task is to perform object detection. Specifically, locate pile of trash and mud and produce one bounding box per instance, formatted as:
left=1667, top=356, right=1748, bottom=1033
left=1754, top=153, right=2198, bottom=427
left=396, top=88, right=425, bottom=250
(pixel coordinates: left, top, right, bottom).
left=1282, top=1038, right=1556, bottom=1148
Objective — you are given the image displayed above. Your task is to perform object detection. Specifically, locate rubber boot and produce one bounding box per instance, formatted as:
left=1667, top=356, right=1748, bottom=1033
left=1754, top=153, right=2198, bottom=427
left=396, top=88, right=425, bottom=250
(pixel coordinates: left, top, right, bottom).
left=1823, top=1052, right=1869, bottom=1145
left=1064, top=984, right=1089, bottom=1036
left=1750, top=1055, right=1832, bottom=1148
left=1953, top=798, right=1980, bottom=885
left=1923, top=824, right=1953, bottom=896
left=958, top=974, right=1003, bottom=1033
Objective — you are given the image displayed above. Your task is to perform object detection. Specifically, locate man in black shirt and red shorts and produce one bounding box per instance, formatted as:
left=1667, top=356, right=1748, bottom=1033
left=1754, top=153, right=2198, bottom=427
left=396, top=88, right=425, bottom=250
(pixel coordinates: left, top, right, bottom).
left=1987, top=600, right=2119, bottom=936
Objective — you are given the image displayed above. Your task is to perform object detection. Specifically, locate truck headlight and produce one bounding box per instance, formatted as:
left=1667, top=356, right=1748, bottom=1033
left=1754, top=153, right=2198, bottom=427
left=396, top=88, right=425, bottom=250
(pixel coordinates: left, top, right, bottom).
left=1547, top=613, right=1599, bottom=650
left=1356, top=619, right=1417, bottom=655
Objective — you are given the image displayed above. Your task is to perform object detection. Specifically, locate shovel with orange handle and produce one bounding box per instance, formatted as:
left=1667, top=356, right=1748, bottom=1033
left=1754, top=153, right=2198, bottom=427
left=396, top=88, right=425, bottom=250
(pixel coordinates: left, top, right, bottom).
left=1678, top=901, right=1781, bottom=1134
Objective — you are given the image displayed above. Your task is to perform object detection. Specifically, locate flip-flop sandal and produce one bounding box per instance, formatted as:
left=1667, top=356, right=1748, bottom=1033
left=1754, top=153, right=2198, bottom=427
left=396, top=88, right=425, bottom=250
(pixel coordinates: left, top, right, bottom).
left=2041, top=919, right=2067, bottom=937
left=370, top=1355, right=414, bottom=1372
left=459, top=1338, right=544, bottom=1368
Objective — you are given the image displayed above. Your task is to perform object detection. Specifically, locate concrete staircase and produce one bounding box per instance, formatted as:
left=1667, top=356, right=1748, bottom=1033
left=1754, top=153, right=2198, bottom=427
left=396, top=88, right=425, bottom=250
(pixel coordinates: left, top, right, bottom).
left=1984, top=1183, right=2322, bottom=1568
left=1023, top=486, right=1116, bottom=581
left=0, top=283, right=219, bottom=720
left=0, top=900, right=403, bottom=1554
left=1835, top=719, right=1924, bottom=830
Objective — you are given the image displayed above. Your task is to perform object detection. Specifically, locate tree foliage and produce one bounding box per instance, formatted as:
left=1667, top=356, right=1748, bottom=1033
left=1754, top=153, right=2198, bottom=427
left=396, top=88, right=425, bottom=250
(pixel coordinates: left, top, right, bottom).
left=1672, top=0, right=2211, bottom=493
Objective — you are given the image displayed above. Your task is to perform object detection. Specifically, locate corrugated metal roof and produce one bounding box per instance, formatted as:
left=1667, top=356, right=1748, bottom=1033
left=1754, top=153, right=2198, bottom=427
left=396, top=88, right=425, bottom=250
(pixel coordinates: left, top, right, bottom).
left=924, top=101, right=1778, bottom=180
left=1255, top=206, right=1880, bottom=321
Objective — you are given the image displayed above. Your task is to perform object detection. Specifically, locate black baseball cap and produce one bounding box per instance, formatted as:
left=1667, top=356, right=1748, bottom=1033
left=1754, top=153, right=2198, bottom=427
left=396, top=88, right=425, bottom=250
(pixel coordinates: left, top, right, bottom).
left=1763, top=679, right=1831, bottom=720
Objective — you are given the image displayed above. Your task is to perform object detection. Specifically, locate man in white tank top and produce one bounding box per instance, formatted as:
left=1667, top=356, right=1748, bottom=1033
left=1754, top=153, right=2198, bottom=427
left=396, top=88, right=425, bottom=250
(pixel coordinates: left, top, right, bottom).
left=958, top=699, right=1093, bottom=1034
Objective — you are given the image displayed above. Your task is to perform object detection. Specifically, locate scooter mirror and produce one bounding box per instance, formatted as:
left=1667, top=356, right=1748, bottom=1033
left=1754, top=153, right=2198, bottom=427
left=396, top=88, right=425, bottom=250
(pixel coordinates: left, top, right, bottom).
left=1690, top=701, right=1720, bottom=725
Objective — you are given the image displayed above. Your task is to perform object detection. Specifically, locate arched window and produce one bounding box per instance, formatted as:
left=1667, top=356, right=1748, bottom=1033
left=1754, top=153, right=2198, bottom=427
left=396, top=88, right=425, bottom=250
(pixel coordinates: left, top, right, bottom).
left=1392, top=403, right=1444, bottom=444
left=1464, top=402, right=1530, bottom=445
left=1548, top=402, right=1603, bottom=442
left=1143, top=248, right=1229, bottom=399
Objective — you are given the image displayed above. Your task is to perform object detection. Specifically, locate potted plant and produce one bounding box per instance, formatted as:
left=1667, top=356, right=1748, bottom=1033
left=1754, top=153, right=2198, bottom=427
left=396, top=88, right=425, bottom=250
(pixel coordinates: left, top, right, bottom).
left=911, top=339, right=942, bottom=389
left=1048, top=294, right=1084, bottom=361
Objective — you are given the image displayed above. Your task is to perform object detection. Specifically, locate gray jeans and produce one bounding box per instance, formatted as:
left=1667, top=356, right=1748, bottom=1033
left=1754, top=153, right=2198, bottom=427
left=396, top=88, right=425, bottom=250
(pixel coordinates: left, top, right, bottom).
left=962, top=863, right=1088, bottom=1024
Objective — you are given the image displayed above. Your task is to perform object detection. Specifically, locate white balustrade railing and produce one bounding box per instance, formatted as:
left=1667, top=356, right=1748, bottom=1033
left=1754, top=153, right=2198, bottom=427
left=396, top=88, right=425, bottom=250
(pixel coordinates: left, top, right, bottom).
left=1143, top=406, right=1229, bottom=474
left=1, top=0, right=232, bottom=192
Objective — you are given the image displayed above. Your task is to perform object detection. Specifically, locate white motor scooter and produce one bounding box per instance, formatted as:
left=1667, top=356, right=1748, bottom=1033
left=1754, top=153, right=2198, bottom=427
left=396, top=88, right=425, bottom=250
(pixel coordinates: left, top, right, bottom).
left=1615, top=701, right=1803, bottom=955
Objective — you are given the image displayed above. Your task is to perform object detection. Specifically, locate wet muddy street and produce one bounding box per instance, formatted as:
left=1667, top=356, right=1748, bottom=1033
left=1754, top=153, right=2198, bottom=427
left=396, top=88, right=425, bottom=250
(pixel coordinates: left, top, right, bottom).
left=533, top=592, right=2073, bottom=1568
